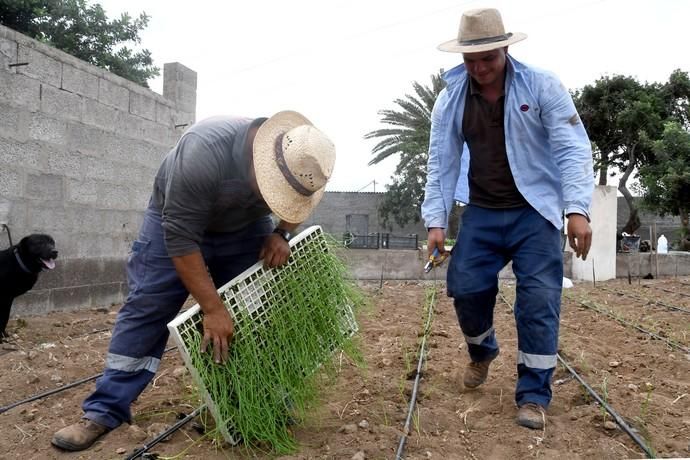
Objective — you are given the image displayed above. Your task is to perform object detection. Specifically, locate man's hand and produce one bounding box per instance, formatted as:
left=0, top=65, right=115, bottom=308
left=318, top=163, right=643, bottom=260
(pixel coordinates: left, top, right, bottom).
left=428, top=227, right=447, bottom=258
left=260, top=233, right=291, bottom=268
left=201, top=306, right=234, bottom=364
left=567, top=214, right=592, bottom=260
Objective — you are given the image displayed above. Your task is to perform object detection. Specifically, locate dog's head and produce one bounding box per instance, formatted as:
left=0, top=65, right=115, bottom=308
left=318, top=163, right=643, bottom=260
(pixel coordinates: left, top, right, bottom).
left=16, top=234, right=58, bottom=273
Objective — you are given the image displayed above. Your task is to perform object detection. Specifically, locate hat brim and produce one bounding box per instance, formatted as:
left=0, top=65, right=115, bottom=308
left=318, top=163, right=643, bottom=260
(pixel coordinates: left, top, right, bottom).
left=438, top=32, right=527, bottom=53
left=253, top=110, right=325, bottom=224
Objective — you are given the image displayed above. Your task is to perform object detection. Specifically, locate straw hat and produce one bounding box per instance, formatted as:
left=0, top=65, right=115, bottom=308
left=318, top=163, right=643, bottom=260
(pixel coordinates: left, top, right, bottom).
left=253, top=111, right=335, bottom=224
left=438, top=8, right=526, bottom=53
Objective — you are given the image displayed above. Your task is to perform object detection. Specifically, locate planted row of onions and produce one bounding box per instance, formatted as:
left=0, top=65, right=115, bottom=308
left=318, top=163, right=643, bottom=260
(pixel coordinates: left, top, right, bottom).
left=181, top=234, right=363, bottom=454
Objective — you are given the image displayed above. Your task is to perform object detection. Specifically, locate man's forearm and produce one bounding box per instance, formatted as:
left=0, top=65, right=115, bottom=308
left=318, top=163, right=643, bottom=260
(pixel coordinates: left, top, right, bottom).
left=171, top=251, right=224, bottom=314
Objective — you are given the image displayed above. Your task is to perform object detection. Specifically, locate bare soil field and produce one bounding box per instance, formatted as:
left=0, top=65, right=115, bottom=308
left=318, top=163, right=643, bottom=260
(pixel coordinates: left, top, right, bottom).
left=0, top=278, right=688, bottom=459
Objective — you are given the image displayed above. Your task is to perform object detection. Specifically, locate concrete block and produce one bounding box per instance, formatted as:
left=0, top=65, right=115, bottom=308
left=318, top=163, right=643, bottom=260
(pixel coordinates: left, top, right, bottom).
left=12, top=289, right=51, bottom=316
left=27, top=205, right=69, bottom=232
left=67, top=178, right=99, bottom=204
left=0, top=71, right=41, bottom=111
left=46, top=149, right=84, bottom=178
left=98, top=183, right=132, bottom=210
left=163, top=62, right=197, bottom=113
left=155, top=102, right=173, bottom=126
left=0, top=37, right=16, bottom=70
left=17, top=45, right=62, bottom=88
left=51, top=285, right=92, bottom=311
left=0, top=165, right=23, bottom=197
left=61, top=64, right=98, bottom=99
left=25, top=173, right=63, bottom=202
left=29, top=112, right=67, bottom=145
left=40, top=84, right=84, bottom=121
left=98, top=77, right=129, bottom=111
left=82, top=98, right=119, bottom=130
left=0, top=102, right=30, bottom=141
left=129, top=91, right=156, bottom=121
left=0, top=139, right=52, bottom=171
left=172, top=110, right=195, bottom=129
left=67, top=122, right=121, bottom=157
left=140, top=118, right=174, bottom=146
left=91, top=282, right=124, bottom=308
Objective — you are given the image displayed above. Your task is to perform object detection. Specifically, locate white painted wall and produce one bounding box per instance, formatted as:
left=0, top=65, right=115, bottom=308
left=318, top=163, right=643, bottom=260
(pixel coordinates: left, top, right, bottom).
left=567, top=185, right=618, bottom=281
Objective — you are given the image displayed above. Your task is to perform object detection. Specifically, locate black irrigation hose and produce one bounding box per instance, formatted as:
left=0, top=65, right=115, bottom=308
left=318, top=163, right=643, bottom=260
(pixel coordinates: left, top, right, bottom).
left=124, top=405, right=205, bottom=460
left=498, top=292, right=655, bottom=458
left=648, top=285, right=690, bottom=300
left=395, top=286, right=437, bottom=460
left=0, top=346, right=177, bottom=415
left=556, top=356, right=655, bottom=459
left=565, top=295, right=690, bottom=353
left=600, top=286, right=690, bottom=314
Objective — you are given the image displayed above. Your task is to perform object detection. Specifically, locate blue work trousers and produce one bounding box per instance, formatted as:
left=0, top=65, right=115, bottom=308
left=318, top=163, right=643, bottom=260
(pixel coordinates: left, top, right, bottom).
left=447, top=205, right=562, bottom=408
left=82, top=206, right=273, bottom=428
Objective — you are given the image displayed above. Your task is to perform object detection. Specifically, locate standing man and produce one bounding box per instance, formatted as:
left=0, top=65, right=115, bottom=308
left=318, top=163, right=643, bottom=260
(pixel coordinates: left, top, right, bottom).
left=422, top=8, right=593, bottom=429
left=52, top=111, right=336, bottom=451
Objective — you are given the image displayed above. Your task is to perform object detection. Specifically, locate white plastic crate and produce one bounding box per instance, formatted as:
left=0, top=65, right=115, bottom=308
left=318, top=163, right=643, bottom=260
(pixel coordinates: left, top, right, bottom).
left=167, top=225, right=358, bottom=445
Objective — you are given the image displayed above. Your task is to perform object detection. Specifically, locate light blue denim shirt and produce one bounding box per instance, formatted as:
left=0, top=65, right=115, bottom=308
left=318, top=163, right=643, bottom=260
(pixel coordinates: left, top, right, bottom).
left=421, top=55, right=594, bottom=230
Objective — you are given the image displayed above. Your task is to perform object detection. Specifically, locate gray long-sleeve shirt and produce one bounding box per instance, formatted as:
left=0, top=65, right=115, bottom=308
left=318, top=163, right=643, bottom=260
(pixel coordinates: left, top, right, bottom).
left=151, top=116, right=271, bottom=257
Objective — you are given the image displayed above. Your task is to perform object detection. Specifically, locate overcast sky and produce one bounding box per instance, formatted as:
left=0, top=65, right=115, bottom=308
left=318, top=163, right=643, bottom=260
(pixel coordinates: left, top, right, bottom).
left=99, top=0, right=690, bottom=192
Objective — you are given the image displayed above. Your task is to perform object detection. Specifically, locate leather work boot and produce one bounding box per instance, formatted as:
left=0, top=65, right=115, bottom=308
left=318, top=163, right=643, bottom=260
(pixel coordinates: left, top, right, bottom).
left=517, top=402, right=546, bottom=429
left=463, top=352, right=498, bottom=389
left=51, top=418, right=110, bottom=451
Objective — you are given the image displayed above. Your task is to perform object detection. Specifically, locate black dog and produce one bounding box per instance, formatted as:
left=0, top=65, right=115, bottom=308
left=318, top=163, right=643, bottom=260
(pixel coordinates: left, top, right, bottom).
left=0, top=234, right=57, bottom=340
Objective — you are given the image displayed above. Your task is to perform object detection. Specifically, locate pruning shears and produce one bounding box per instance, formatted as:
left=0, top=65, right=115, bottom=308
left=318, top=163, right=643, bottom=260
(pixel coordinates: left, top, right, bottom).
left=424, top=247, right=448, bottom=273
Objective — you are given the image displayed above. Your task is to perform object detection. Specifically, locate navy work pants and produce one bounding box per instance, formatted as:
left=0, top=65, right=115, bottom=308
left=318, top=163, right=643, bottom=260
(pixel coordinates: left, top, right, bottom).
left=82, top=205, right=273, bottom=429
left=447, top=205, right=562, bottom=408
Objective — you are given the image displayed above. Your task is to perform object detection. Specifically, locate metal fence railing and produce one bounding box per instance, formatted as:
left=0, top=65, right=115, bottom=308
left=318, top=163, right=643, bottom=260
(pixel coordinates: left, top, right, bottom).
left=342, top=232, right=418, bottom=250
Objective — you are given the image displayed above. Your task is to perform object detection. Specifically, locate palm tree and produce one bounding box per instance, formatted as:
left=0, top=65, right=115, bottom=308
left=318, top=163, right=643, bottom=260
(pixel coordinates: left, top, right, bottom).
left=364, top=71, right=446, bottom=229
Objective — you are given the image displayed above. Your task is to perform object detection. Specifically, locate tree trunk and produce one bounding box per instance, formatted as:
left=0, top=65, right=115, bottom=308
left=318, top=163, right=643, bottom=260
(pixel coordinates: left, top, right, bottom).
left=680, top=208, right=690, bottom=251
left=618, top=145, right=641, bottom=235
left=598, top=164, right=608, bottom=186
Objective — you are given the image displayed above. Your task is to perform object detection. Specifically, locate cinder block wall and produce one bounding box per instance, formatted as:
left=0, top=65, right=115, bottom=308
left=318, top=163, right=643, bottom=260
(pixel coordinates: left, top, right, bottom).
left=0, top=24, right=196, bottom=315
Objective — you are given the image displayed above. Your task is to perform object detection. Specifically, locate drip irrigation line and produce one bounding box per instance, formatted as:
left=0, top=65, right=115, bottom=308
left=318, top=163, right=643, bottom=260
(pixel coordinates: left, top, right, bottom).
left=556, top=356, right=655, bottom=458
left=0, top=346, right=177, bottom=415
left=395, top=284, right=437, bottom=460
left=599, top=286, right=690, bottom=314
left=649, top=285, right=690, bottom=300
left=564, top=295, right=690, bottom=353
left=498, top=291, right=655, bottom=458
left=125, top=404, right=205, bottom=460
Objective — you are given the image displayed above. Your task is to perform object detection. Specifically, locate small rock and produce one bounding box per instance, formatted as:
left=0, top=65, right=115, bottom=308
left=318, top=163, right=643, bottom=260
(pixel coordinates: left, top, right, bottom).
left=28, top=376, right=39, bottom=384
left=668, top=354, right=675, bottom=360
left=1, top=344, right=18, bottom=351
left=608, top=361, right=620, bottom=368
left=338, top=423, right=357, bottom=434
left=381, top=358, right=392, bottom=367
left=358, top=419, right=369, bottom=429
left=50, top=374, right=62, bottom=383
left=23, top=413, right=35, bottom=422
left=147, top=423, right=172, bottom=441
left=604, top=421, right=617, bottom=430
left=627, top=383, right=639, bottom=392
left=27, top=350, right=37, bottom=360
left=116, top=447, right=126, bottom=454
left=172, top=367, right=187, bottom=378
left=351, top=451, right=366, bottom=460
left=128, top=424, right=148, bottom=442
left=426, top=451, right=433, bottom=458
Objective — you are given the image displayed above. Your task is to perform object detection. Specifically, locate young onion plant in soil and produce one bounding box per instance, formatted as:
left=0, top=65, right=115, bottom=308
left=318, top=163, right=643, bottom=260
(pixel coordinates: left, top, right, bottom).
left=181, top=237, right=364, bottom=455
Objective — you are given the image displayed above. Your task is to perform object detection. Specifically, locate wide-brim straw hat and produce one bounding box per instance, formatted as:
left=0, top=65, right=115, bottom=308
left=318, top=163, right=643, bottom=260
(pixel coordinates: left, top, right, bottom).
left=438, top=8, right=526, bottom=53
left=253, top=111, right=336, bottom=224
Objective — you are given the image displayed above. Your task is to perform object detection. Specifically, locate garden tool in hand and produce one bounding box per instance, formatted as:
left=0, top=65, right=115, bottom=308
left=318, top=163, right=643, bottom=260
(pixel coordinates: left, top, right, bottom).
left=424, top=248, right=448, bottom=273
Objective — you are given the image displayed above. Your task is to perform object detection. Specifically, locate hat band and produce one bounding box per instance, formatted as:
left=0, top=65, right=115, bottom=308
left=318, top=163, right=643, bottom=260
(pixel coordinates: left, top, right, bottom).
left=274, top=134, right=315, bottom=197
left=459, top=32, right=512, bottom=46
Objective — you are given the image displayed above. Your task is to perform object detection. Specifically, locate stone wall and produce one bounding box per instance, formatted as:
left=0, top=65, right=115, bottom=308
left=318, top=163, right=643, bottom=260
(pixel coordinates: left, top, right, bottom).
left=0, top=24, right=196, bottom=315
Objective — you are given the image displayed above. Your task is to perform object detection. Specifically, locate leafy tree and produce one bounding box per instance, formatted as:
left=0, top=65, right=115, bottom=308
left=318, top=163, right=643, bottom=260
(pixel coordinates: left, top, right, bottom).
left=0, top=0, right=158, bottom=87
left=573, top=71, right=690, bottom=234
left=365, top=71, right=445, bottom=230
left=639, top=122, right=690, bottom=245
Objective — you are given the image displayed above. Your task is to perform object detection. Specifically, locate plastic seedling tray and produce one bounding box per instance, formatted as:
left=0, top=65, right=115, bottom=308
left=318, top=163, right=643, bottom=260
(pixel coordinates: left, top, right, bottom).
left=167, top=225, right=358, bottom=446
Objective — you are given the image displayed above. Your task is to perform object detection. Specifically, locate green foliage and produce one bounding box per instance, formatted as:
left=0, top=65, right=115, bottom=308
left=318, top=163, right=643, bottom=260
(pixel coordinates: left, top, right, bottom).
left=365, top=71, right=446, bottom=229
left=0, top=0, right=159, bottom=86
left=639, top=121, right=690, bottom=236
left=573, top=70, right=690, bottom=233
